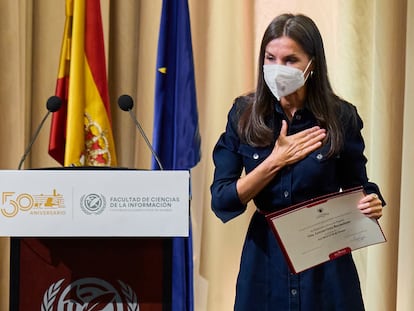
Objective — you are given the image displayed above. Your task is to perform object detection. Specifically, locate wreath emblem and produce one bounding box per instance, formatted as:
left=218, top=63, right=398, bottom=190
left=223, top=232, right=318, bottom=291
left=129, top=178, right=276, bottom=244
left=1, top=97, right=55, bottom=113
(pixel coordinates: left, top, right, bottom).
left=41, top=278, right=139, bottom=311
left=80, top=193, right=106, bottom=215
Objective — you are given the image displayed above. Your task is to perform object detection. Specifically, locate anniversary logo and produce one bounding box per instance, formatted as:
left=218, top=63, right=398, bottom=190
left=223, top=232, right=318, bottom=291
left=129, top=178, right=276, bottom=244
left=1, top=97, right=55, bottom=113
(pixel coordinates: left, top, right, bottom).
left=0, top=189, right=65, bottom=218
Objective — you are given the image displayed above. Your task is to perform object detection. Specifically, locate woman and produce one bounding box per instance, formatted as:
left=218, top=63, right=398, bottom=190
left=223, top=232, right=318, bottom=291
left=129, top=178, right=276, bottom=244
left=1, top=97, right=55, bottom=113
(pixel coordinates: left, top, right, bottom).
left=210, top=13, right=385, bottom=311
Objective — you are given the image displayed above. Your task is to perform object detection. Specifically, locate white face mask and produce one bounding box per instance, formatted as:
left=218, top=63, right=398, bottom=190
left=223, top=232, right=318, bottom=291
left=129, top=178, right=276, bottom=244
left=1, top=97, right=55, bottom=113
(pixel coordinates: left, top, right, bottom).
left=263, top=60, right=313, bottom=100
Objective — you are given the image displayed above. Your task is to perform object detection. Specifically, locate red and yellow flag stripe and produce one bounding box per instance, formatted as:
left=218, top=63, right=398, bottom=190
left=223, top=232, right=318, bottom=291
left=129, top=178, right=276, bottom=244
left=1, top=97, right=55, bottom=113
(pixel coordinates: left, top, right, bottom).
left=49, top=0, right=117, bottom=167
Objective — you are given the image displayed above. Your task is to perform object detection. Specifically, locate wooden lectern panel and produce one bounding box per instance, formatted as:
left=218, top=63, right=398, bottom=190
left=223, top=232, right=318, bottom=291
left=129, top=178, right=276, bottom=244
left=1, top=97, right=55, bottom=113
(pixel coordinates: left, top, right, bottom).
left=11, top=237, right=172, bottom=311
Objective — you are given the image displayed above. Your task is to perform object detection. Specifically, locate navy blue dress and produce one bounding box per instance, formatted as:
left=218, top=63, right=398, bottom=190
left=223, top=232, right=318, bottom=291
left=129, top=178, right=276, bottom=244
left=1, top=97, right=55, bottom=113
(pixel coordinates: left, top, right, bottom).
left=210, top=96, right=384, bottom=311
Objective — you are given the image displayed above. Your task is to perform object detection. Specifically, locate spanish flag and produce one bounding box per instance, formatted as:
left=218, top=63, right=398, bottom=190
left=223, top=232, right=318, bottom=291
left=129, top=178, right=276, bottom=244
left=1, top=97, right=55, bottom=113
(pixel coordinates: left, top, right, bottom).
left=48, top=0, right=117, bottom=167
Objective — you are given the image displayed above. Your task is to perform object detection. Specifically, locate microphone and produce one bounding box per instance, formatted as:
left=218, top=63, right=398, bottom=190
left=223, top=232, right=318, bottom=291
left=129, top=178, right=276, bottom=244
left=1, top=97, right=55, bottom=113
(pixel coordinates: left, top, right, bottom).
left=118, top=94, right=164, bottom=170
left=18, top=96, right=62, bottom=170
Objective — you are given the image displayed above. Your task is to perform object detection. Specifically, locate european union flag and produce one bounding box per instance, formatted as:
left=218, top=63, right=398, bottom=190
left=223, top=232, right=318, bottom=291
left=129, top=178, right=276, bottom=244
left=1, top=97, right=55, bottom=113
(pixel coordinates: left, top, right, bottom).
left=153, top=0, right=201, bottom=310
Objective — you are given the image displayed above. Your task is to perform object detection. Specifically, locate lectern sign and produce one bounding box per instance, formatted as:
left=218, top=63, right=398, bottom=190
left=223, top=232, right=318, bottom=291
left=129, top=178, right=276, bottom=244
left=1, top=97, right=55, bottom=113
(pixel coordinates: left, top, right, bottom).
left=0, top=169, right=189, bottom=237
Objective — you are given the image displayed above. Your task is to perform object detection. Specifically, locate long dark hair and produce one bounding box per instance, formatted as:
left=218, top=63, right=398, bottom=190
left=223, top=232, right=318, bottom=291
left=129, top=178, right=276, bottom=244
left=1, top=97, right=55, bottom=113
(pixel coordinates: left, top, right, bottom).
left=239, top=13, right=343, bottom=156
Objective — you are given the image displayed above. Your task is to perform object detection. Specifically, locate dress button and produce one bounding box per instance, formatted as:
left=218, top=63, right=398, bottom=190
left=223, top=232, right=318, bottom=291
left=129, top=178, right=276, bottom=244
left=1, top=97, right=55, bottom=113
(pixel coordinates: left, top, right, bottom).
left=295, top=114, right=302, bottom=120
left=253, top=153, right=259, bottom=160
left=316, top=153, right=323, bottom=160
left=284, top=190, right=289, bottom=198
left=291, top=289, right=297, bottom=296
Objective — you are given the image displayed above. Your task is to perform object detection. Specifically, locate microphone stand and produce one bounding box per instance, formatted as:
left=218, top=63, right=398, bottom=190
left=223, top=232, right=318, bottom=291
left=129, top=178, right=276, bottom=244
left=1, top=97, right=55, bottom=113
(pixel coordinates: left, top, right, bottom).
left=127, top=110, right=164, bottom=170
left=18, top=111, right=51, bottom=170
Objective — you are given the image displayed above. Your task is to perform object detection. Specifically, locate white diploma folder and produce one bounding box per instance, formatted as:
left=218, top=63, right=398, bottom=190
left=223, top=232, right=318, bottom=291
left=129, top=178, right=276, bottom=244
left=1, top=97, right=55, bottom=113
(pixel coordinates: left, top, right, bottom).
left=265, top=187, right=386, bottom=274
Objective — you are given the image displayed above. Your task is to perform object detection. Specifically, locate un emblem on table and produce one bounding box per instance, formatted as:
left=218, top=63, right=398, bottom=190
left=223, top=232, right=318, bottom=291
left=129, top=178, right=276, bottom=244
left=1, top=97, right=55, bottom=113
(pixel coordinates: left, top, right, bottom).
left=80, top=193, right=106, bottom=215
left=41, top=278, right=139, bottom=311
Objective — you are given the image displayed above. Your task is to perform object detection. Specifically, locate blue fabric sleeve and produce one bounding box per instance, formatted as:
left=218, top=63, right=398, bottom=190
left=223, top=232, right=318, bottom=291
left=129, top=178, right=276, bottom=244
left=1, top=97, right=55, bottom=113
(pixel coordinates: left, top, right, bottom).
left=338, top=103, right=386, bottom=206
left=210, top=101, right=248, bottom=223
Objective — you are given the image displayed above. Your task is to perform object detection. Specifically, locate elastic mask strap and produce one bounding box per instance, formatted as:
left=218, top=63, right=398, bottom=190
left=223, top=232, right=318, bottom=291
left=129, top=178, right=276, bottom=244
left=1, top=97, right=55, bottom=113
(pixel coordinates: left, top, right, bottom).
left=304, top=59, right=313, bottom=82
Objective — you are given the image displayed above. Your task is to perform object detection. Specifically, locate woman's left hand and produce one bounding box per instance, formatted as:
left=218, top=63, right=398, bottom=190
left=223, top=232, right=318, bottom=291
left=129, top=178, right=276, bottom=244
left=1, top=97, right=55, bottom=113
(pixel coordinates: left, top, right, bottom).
left=358, top=193, right=383, bottom=219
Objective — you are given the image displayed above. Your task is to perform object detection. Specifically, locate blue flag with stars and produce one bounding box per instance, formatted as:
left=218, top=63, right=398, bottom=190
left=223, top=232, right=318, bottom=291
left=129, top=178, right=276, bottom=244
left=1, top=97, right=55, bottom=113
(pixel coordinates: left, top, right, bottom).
left=152, top=0, right=201, bottom=310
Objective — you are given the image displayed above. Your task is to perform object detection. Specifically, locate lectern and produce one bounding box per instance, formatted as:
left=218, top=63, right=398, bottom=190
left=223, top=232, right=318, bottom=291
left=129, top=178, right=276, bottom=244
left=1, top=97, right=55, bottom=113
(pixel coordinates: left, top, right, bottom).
left=1, top=169, right=189, bottom=310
